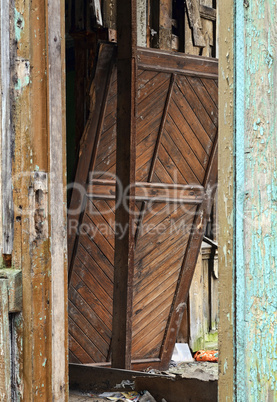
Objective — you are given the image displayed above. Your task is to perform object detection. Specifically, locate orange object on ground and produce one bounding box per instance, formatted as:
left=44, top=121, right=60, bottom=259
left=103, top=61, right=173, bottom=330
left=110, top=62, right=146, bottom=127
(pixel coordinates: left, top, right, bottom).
left=194, top=350, right=218, bottom=362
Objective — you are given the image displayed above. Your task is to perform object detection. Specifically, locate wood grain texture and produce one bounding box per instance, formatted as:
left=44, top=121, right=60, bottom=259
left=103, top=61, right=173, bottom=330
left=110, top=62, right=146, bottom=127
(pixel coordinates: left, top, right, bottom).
left=218, top=0, right=234, bottom=399
left=1, top=0, right=13, bottom=256
left=112, top=0, right=138, bottom=370
left=0, top=280, right=11, bottom=400
left=47, top=0, right=68, bottom=397
left=185, top=0, right=206, bottom=47
left=68, top=44, right=218, bottom=370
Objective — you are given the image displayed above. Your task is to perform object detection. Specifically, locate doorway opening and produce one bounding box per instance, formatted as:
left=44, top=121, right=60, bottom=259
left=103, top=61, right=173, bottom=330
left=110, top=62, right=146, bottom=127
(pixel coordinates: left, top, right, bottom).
left=65, top=0, right=219, bottom=397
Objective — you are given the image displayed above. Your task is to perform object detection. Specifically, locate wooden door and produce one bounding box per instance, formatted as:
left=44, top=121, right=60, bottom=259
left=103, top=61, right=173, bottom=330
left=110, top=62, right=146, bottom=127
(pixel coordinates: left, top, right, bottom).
left=68, top=43, right=218, bottom=370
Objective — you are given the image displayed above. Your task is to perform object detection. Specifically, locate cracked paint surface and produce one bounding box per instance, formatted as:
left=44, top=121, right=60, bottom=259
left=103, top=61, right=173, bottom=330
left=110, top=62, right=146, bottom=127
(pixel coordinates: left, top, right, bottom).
left=235, top=0, right=277, bottom=400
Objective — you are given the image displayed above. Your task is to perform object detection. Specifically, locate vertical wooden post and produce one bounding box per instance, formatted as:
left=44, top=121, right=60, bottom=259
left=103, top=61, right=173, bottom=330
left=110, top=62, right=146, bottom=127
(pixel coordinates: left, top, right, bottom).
left=0, top=0, right=13, bottom=258
left=112, top=0, right=137, bottom=369
left=219, top=0, right=277, bottom=400
left=137, top=0, right=147, bottom=47
left=0, top=280, right=11, bottom=400
left=47, top=0, right=68, bottom=398
left=218, top=0, right=235, bottom=400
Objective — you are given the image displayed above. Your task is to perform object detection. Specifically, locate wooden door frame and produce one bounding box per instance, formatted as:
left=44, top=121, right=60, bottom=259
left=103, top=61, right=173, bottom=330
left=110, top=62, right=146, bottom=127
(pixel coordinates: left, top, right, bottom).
left=0, top=0, right=68, bottom=399
left=5, top=0, right=276, bottom=399
left=218, top=1, right=234, bottom=400
left=219, top=0, right=277, bottom=399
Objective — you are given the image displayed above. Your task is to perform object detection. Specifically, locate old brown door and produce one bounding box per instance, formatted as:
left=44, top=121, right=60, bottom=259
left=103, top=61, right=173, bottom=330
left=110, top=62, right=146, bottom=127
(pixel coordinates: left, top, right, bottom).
left=68, top=43, right=218, bottom=370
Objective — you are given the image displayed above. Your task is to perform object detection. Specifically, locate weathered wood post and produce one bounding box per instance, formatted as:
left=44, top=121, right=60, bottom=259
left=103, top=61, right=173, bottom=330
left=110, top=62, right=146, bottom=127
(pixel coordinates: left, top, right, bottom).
left=112, top=0, right=138, bottom=369
left=219, top=1, right=277, bottom=399
left=0, top=0, right=68, bottom=399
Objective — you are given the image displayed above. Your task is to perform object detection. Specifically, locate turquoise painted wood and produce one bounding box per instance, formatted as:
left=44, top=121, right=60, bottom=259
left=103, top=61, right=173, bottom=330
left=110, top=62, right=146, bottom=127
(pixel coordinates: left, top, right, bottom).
left=234, top=1, right=277, bottom=400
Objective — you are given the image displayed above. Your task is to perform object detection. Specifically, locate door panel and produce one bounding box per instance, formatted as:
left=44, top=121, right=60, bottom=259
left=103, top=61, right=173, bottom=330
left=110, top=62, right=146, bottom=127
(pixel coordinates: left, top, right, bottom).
left=68, top=43, right=218, bottom=369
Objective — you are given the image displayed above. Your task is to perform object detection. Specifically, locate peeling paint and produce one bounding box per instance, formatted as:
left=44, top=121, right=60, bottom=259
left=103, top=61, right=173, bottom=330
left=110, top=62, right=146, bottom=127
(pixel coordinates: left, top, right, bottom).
left=14, top=8, right=25, bottom=42
left=236, top=0, right=277, bottom=399
left=234, top=0, right=246, bottom=400
left=15, top=58, right=30, bottom=92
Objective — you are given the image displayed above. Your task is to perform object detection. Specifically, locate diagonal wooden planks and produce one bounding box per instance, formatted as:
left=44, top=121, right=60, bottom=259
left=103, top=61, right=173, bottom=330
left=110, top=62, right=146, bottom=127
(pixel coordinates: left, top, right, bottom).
left=68, top=44, right=218, bottom=369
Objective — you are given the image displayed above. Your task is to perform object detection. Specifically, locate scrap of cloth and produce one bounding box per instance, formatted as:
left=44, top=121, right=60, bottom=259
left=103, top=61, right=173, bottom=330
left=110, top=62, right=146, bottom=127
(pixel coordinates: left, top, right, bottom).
left=194, top=350, right=218, bottom=363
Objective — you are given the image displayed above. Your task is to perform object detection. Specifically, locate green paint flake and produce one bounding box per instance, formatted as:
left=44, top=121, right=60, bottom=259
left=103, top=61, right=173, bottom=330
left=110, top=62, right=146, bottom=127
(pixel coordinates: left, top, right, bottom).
left=14, top=9, right=25, bottom=42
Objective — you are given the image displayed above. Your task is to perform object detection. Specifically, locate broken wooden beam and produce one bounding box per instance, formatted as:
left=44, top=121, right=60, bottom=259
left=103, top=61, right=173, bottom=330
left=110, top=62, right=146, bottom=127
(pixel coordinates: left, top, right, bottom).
left=185, top=0, right=206, bottom=47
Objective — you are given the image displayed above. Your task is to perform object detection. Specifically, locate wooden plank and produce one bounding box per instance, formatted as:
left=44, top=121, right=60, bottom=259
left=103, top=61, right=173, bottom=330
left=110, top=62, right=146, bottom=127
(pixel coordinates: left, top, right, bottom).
left=132, top=291, right=174, bottom=345
left=47, top=0, right=68, bottom=397
left=69, top=317, right=104, bottom=363
left=87, top=181, right=204, bottom=204
left=161, top=133, right=198, bottom=183
left=159, top=137, right=218, bottom=367
left=68, top=43, right=116, bottom=280
left=134, top=375, right=217, bottom=402
left=135, top=205, right=191, bottom=257
left=133, top=257, right=183, bottom=313
left=154, top=159, right=174, bottom=184
left=157, top=145, right=187, bottom=184
left=82, top=214, right=114, bottom=264
left=137, top=100, right=168, bottom=146
left=69, top=336, right=92, bottom=364
left=218, top=1, right=234, bottom=395
left=1, top=0, right=13, bottom=256
left=184, top=0, right=206, bottom=47
left=201, top=78, right=218, bottom=105
left=187, top=76, right=218, bottom=126
left=68, top=298, right=109, bottom=357
left=176, top=75, right=217, bottom=138
left=86, top=201, right=115, bottom=247
left=169, top=95, right=211, bottom=163
left=199, top=5, right=216, bottom=21
left=171, top=87, right=212, bottom=156
left=137, top=48, right=218, bottom=79
left=138, top=73, right=171, bottom=106
left=134, top=234, right=192, bottom=298
left=79, top=235, right=114, bottom=281
left=69, top=351, right=81, bottom=365
left=112, top=0, right=137, bottom=370
left=69, top=364, right=169, bottom=393
left=0, top=280, right=11, bottom=400
left=147, top=75, right=175, bottom=182
left=133, top=329, right=165, bottom=359
left=134, top=235, right=191, bottom=292
left=133, top=275, right=178, bottom=330
left=71, top=258, right=113, bottom=315
left=162, top=127, right=203, bottom=183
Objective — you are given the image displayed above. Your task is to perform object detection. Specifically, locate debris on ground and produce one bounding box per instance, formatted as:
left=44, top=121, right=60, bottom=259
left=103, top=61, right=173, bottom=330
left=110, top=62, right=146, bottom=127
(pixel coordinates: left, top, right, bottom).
left=98, top=391, right=158, bottom=401
left=114, top=380, right=135, bottom=390
left=168, top=361, right=218, bottom=382
left=70, top=390, right=159, bottom=402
